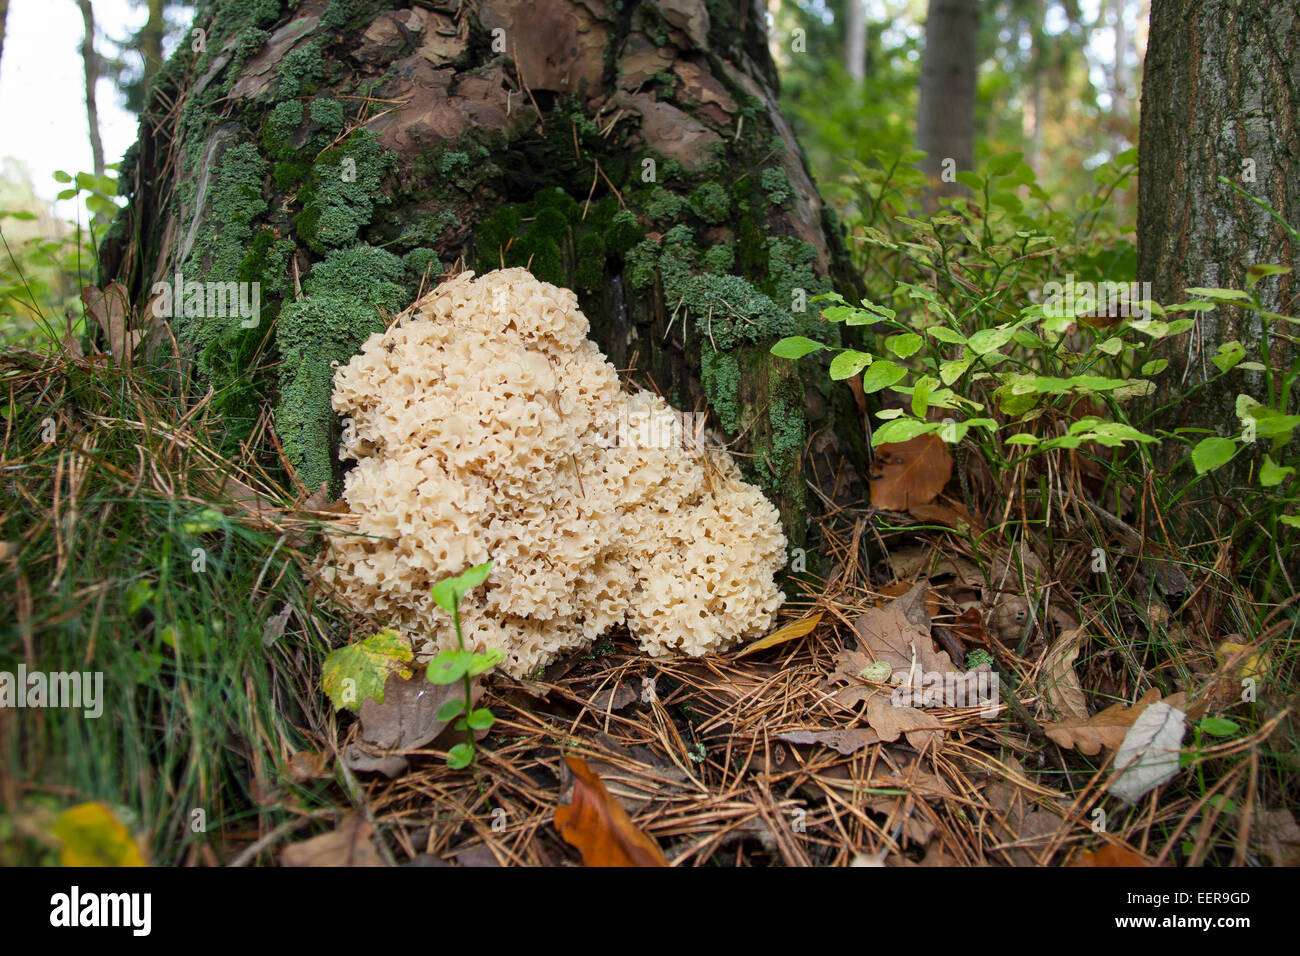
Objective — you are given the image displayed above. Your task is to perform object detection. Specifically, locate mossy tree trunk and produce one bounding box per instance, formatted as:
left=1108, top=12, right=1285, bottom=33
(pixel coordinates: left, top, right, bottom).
left=100, top=0, right=864, bottom=551
left=1138, top=0, right=1300, bottom=481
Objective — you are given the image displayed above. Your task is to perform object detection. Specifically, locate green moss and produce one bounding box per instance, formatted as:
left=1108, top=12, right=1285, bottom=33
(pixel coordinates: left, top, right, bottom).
left=403, top=247, right=441, bottom=284
left=309, top=97, right=345, bottom=133
left=277, top=40, right=324, bottom=98
left=689, top=181, right=730, bottom=224
left=179, top=142, right=268, bottom=349
left=766, top=236, right=834, bottom=340
left=575, top=233, right=606, bottom=291
left=606, top=210, right=643, bottom=256
left=704, top=243, right=734, bottom=274
left=296, top=129, right=394, bottom=253
left=646, top=186, right=685, bottom=220
left=272, top=160, right=311, bottom=192
left=701, top=347, right=740, bottom=432
left=263, top=100, right=304, bottom=157
left=761, top=166, right=793, bottom=206
left=275, top=245, right=407, bottom=489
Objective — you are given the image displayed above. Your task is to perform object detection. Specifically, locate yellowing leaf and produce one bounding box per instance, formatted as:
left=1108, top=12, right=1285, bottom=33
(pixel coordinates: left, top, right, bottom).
left=52, top=803, right=147, bottom=867
left=322, top=628, right=413, bottom=711
left=735, top=612, right=823, bottom=658
left=1216, top=641, right=1270, bottom=680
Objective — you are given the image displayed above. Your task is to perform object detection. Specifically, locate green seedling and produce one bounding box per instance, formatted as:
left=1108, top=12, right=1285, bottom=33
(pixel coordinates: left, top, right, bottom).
left=427, top=560, right=504, bottom=769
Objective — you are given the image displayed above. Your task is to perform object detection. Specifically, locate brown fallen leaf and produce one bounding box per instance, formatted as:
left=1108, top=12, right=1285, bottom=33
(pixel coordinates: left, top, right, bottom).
left=284, top=750, right=331, bottom=784
left=1252, top=809, right=1300, bottom=866
left=867, top=695, right=945, bottom=750
left=870, top=434, right=953, bottom=510
left=1042, top=688, right=1186, bottom=755
left=1073, top=844, right=1152, bottom=866
left=851, top=591, right=955, bottom=678
left=779, top=727, right=881, bottom=755
left=280, top=815, right=387, bottom=867
left=81, top=282, right=141, bottom=366
left=555, top=754, right=668, bottom=867
left=735, top=612, right=823, bottom=657
left=342, top=671, right=480, bottom=777
left=1039, top=627, right=1090, bottom=720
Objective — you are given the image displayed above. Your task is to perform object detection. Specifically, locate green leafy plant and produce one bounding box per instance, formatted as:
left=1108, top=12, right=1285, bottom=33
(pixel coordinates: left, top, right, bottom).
left=427, top=561, right=504, bottom=769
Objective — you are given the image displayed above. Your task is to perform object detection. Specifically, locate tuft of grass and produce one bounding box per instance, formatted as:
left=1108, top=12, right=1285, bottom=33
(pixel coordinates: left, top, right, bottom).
left=0, top=348, right=350, bottom=865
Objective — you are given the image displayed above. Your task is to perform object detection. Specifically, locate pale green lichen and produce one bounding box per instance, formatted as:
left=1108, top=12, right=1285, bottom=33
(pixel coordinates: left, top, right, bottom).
left=276, top=245, right=408, bottom=490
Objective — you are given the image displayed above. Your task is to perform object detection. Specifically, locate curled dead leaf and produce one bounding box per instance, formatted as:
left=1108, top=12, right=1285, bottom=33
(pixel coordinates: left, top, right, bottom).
left=555, top=754, right=668, bottom=867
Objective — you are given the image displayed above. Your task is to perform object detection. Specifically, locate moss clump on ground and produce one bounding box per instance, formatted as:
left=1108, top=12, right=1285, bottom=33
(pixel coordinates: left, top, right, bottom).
left=276, top=245, right=408, bottom=490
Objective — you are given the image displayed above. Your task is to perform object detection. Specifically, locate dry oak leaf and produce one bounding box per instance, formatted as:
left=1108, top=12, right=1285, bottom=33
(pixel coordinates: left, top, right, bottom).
left=870, top=434, right=953, bottom=510
left=779, top=727, right=881, bottom=754
left=280, top=815, right=387, bottom=867
left=1041, top=688, right=1187, bottom=756
left=867, top=694, right=945, bottom=750
left=555, top=754, right=668, bottom=867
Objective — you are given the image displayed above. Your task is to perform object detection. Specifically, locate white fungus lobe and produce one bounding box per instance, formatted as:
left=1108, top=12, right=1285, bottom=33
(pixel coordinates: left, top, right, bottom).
left=321, top=268, right=786, bottom=677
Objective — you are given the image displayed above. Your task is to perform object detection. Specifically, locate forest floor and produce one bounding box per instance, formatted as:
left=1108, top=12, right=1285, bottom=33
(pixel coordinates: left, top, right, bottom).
left=2, top=348, right=1297, bottom=867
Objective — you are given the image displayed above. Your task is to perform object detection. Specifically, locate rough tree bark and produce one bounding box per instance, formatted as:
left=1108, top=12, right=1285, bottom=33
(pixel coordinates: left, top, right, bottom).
left=915, top=0, right=977, bottom=207
left=1138, top=0, right=1299, bottom=471
left=100, top=0, right=864, bottom=551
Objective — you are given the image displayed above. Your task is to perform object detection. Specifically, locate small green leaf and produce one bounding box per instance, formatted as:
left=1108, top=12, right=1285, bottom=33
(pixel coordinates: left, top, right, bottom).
left=987, top=152, right=1023, bottom=177
left=1184, top=287, right=1251, bottom=302
left=1212, top=340, right=1245, bottom=373
left=428, top=649, right=474, bottom=685
left=829, top=349, right=873, bottom=380
left=938, top=358, right=973, bottom=386
left=884, top=333, right=923, bottom=358
left=1198, top=717, right=1240, bottom=737
left=872, top=418, right=937, bottom=445
left=1005, top=433, right=1040, bottom=445
left=465, top=708, right=496, bottom=730
left=432, top=560, right=494, bottom=612
left=967, top=328, right=1013, bottom=355
left=859, top=360, right=907, bottom=393
left=1192, top=437, right=1238, bottom=474
left=180, top=507, right=224, bottom=535
left=925, top=326, right=967, bottom=345
left=1246, top=264, right=1290, bottom=289
left=955, top=170, right=984, bottom=191
left=1260, top=455, right=1294, bottom=487
left=53, top=170, right=73, bottom=183
left=911, top=376, right=933, bottom=417
left=1141, top=359, right=1169, bottom=376
left=446, top=743, right=474, bottom=769
left=770, top=336, right=824, bottom=359
left=467, top=647, right=506, bottom=676
left=437, top=698, right=466, bottom=721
